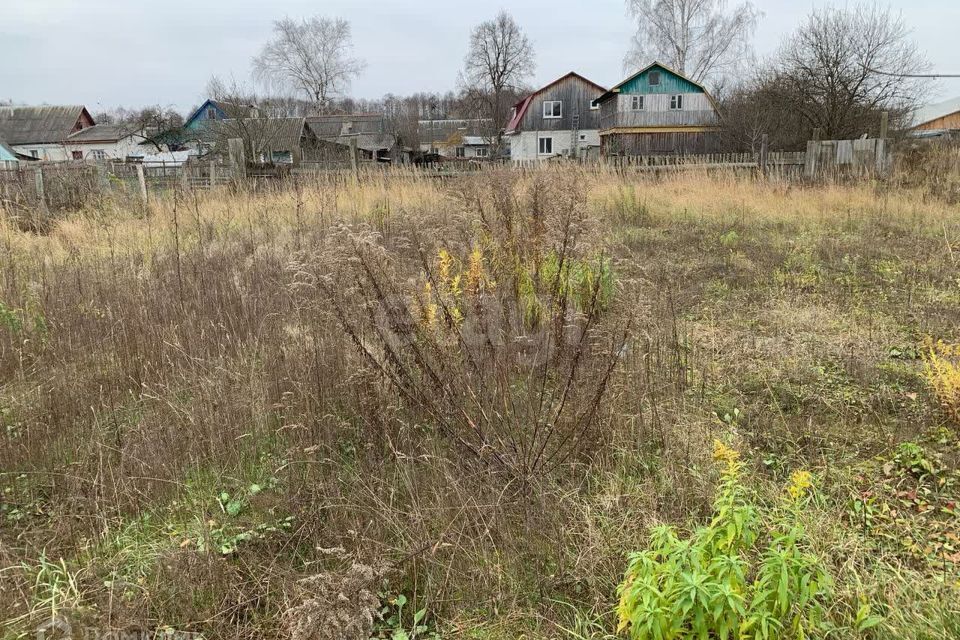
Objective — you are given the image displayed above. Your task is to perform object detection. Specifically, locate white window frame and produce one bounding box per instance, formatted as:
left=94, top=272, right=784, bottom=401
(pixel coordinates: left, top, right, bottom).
left=475, top=147, right=489, bottom=158
left=538, top=136, right=553, bottom=155
left=543, top=100, right=562, bottom=119
left=90, top=150, right=107, bottom=160
left=631, top=95, right=645, bottom=111
left=670, top=94, right=684, bottom=110
left=590, top=99, right=600, bottom=110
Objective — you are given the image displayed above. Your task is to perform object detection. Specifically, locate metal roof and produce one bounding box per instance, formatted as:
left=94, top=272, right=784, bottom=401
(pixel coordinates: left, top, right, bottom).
left=67, top=123, right=141, bottom=143
left=0, top=105, right=90, bottom=145
left=305, top=113, right=385, bottom=138
left=209, top=117, right=308, bottom=153
left=912, top=97, right=960, bottom=128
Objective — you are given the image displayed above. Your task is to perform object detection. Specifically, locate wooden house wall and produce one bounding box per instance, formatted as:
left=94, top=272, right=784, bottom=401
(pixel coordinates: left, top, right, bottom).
left=518, top=75, right=604, bottom=132
left=916, top=111, right=960, bottom=131
left=600, top=93, right=717, bottom=129
left=601, top=131, right=722, bottom=156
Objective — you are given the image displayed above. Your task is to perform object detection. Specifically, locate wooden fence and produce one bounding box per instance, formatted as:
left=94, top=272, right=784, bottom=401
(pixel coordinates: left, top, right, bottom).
left=0, top=161, right=240, bottom=212
left=0, top=140, right=893, bottom=214
left=804, top=138, right=889, bottom=178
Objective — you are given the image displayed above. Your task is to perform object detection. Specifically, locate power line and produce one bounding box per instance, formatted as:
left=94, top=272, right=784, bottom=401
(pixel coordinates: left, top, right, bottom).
left=863, top=66, right=960, bottom=79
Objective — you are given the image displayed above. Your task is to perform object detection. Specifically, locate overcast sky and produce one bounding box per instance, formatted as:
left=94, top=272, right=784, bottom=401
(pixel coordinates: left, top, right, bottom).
left=1, top=0, right=957, bottom=115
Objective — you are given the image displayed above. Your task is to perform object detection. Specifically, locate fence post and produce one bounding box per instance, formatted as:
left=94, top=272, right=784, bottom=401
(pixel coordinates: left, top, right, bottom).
left=759, top=134, right=769, bottom=176
left=34, top=166, right=47, bottom=210
left=228, top=138, right=246, bottom=182
left=348, top=137, right=359, bottom=182
left=136, top=163, right=148, bottom=204
left=804, top=140, right=818, bottom=179
left=877, top=111, right=890, bottom=176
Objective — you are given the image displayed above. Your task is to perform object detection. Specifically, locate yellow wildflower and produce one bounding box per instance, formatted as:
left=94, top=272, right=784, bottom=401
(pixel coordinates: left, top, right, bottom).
left=437, top=249, right=453, bottom=286
left=421, top=281, right=437, bottom=328
left=465, top=245, right=485, bottom=295
left=713, top=440, right=740, bottom=465
left=787, top=469, right=813, bottom=500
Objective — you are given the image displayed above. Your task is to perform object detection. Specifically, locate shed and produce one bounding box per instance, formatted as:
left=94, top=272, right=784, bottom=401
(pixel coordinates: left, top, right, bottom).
left=911, top=97, right=960, bottom=136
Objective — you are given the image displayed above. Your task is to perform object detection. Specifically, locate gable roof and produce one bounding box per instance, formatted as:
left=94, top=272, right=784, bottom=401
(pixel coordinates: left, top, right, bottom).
left=209, top=117, right=308, bottom=152
left=912, top=97, right=960, bottom=129
left=184, top=99, right=257, bottom=129
left=305, top=113, right=385, bottom=138
left=505, top=72, right=606, bottom=133
left=0, top=105, right=93, bottom=145
left=67, top=123, right=144, bottom=144
left=595, top=61, right=715, bottom=107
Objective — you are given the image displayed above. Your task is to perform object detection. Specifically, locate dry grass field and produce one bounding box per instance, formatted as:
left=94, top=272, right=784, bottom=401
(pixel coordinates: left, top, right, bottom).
left=2, top=154, right=960, bottom=639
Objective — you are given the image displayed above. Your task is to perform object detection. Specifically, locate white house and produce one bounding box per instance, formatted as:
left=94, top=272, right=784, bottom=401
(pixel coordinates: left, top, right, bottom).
left=66, top=124, right=151, bottom=160
left=0, top=105, right=96, bottom=161
left=504, top=72, right=606, bottom=163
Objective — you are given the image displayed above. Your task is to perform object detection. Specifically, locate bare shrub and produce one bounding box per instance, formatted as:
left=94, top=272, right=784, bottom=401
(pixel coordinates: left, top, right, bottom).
left=284, top=560, right=382, bottom=640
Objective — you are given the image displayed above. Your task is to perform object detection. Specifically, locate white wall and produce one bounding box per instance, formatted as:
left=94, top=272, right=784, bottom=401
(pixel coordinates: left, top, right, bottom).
left=67, top=134, right=148, bottom=160
left=11, top=143, right=69, bottom=162
left=509, top=130, right=600, bottom=162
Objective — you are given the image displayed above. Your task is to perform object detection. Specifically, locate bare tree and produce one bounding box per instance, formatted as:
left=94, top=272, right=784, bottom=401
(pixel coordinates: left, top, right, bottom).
left=720, top=4, right=929, bottom=151
left=252, top=16, right=366, bottom=115
left=461, top=11, right=535, bottom=144
left=625, top=0, right=760, bottom=89
left=772, top=3, right=928, bottom=140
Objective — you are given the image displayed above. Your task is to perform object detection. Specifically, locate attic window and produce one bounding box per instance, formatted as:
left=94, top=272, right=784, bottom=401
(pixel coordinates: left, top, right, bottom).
left=543, top=100, right=562, bottom=119
left=206, top=107, right=217, bottom=119
left=649, top=71, right=661, bottom=86
left=590, top=99, right=600, bottom=110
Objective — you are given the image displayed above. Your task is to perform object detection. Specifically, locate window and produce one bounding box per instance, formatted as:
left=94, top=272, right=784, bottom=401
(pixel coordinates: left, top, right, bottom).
left=538, top=136, right=553, bottom=155
left=543, top=100, right=562, bottom=118
left=590, top=99, right=600, bottom=110
left=91, top=150, right=107, bottom=160
left=631, top=95, right=645, bottom=111
left=455, top=146, right=466, bottom=158
left=30, top=150, right=39, bottom=158
left=670, top=94, right=683, bottom=110
left=71, top=151, right=83, bottom=160
left=206, top=107, right=217, bottom=120
left=475, top=147, right=489, bottom=158
left=649, top=71, right=661, bottom=86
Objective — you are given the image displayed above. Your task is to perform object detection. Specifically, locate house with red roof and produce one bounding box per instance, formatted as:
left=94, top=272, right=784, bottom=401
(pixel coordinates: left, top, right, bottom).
left=504, top=72, right=606, bottom=163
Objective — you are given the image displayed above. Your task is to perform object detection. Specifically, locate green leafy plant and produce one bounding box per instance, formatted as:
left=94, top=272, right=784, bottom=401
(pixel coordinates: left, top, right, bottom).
left=373, top=593, right=439, bottom=640
left=616, top=443, right=833, bottom=640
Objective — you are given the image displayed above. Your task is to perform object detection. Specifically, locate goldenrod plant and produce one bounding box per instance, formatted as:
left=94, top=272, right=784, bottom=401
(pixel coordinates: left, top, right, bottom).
left=922, top=338, right=960, bottom=423
left=616, top=442, right=832, bottom=640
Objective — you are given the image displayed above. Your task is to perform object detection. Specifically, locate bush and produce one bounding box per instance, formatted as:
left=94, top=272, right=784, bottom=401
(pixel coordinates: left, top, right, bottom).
left=616, top=443, right=832, bottom=640
left=922, top=339, right=960, bottom=424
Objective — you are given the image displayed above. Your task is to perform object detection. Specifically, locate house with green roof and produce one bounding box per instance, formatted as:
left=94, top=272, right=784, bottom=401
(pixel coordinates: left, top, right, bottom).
left=594, top=62, right=721, bottom=156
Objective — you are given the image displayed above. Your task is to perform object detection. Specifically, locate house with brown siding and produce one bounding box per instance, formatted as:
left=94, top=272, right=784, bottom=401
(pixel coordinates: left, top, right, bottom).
left=595, top=62, right=721, bottom=156
left=504, top=72, right=606, bottom=162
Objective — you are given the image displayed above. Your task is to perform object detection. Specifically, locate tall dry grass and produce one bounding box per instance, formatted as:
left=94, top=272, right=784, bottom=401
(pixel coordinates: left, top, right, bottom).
left=1, top=163, right=959, bottom=639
